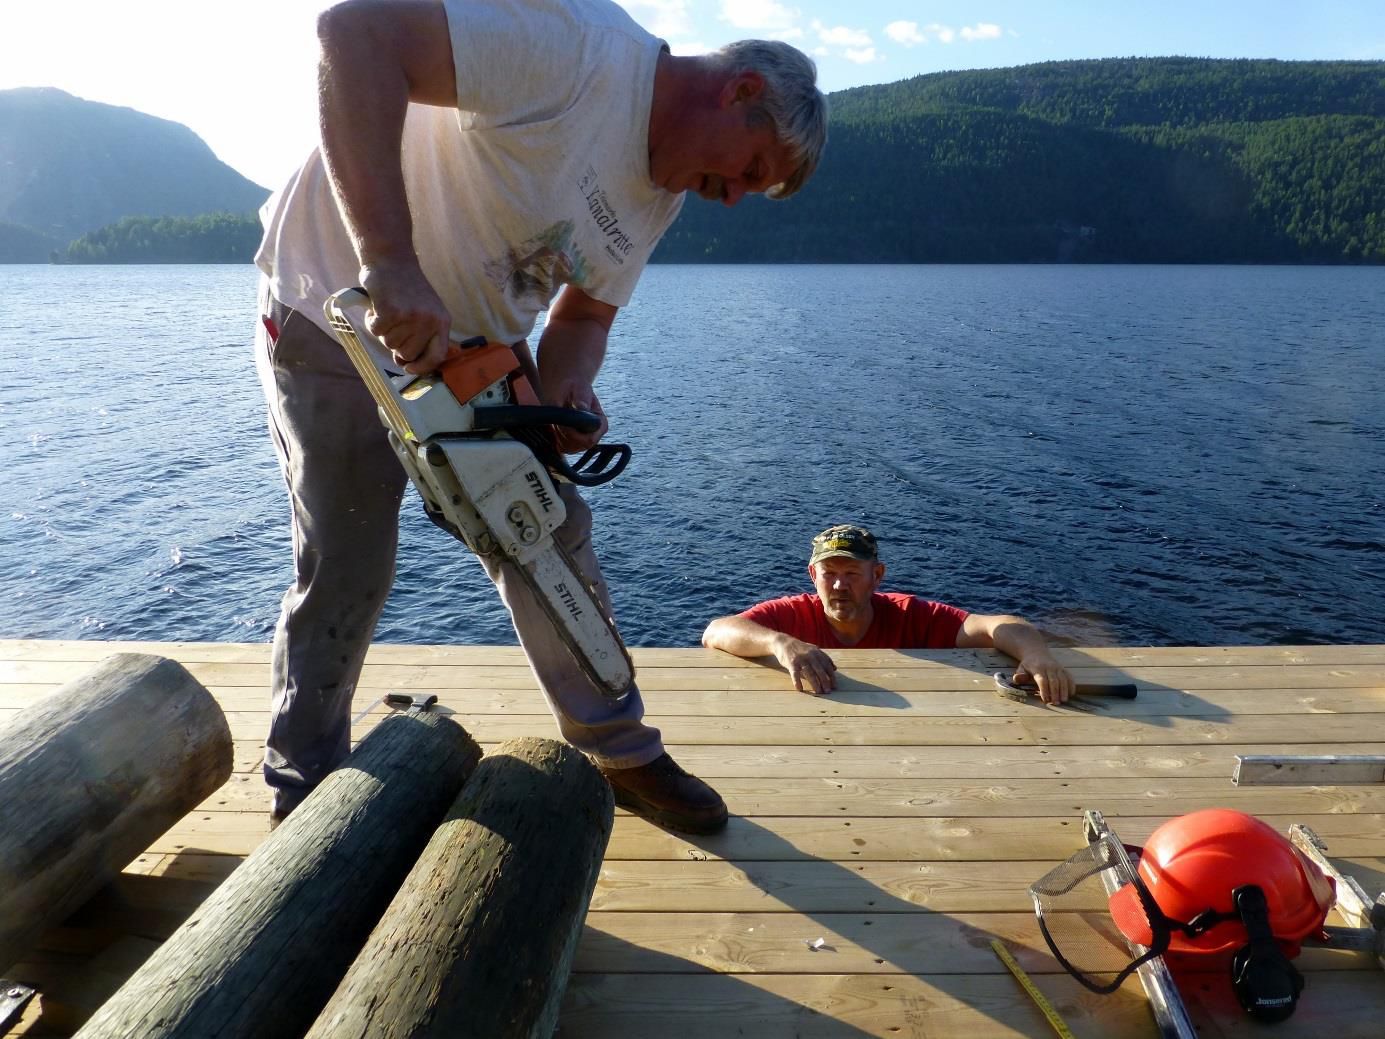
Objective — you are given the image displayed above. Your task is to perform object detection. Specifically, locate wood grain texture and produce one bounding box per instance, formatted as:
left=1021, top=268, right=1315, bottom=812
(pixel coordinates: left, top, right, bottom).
left=308, top=738, right=613, bottom=1039
left=72, top=711, right=481, bottom=1039
left=0, top=654, right=231, bottom=973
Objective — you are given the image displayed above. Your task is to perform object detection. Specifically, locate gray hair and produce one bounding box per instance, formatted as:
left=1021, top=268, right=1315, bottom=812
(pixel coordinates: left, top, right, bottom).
left=710, top=40, right=828, bottom=199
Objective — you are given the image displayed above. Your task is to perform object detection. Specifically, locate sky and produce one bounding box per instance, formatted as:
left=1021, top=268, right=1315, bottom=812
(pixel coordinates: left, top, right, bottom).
left=2, top=1, right=1382, bottom=191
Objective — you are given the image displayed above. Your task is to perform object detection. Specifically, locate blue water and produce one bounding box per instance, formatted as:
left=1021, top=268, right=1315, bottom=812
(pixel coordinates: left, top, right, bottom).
left=1, top=264, right=1381, bottom=648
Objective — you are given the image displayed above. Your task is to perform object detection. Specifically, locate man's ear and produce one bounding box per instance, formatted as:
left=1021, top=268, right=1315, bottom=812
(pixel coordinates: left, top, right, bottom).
left=720, top=70, right=765, bottom=108
left=872, top=562, right=886, bottom=585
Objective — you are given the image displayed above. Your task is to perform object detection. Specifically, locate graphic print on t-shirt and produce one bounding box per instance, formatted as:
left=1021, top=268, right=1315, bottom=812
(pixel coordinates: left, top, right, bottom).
left=484, top=220, right=592, bottom=310
left=579, top=165, right=636, bottom=265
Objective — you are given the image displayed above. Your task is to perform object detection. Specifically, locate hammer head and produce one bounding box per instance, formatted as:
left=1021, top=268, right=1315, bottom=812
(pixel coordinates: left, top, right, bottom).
left=992, top=671, right=1034, bottom=702
left=385, top=692, right=439, bottom=712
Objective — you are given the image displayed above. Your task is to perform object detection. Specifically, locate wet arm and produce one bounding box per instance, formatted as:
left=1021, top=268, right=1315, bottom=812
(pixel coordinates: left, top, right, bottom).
left=703, top=614, right=838, bottom=695
left=958, top=613, right=1074, bottom=704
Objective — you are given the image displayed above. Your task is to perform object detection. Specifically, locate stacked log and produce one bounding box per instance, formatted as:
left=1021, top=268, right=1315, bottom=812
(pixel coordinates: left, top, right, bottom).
left=307, top=737, right=615, bottom=1039
left=74, top=708, right=482, bottom=1039
left=0, top=653, right=232, bottom=971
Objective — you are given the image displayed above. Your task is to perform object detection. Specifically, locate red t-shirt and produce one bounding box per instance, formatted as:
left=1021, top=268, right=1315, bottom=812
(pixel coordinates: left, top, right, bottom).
left=740, top=592, right=968, bottom=649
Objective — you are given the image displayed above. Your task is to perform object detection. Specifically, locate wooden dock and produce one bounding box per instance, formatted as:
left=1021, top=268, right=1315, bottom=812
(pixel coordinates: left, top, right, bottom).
left=3, top=639, right=1384, bottom=1037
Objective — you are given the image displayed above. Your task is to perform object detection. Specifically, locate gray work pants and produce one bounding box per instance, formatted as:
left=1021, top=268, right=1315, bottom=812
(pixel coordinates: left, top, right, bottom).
left=254, top=281, right=662, bottom=813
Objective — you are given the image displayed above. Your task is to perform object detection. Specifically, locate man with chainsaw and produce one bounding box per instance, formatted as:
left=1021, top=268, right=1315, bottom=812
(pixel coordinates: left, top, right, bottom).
left=702, top=524, right=1076, bottom=703
left=253, top=0, right=827, bottom=835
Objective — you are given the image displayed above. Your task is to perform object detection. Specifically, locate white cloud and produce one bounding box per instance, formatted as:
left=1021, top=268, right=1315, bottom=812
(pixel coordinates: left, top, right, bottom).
left=812, top=20, right=871, bottom=48
left=885, top=21, right=925, bottom=47
left=884, top=21, right=1003, bottom=46
left=960, top=22, right=1002, bottom=42
left=616, top=0, right=696, bottom=40
left=668, top=40, right=715, bottom=55
left=845, top=47, right=879, bottom=64
left=719, top=0, right=799, bottom=32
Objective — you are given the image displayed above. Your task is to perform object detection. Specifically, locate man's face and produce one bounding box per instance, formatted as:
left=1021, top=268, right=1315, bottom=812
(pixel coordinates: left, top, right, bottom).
left=652, top=72, right=797, bottom=206
left=689, top=119, right=795, bottom=207
left=810, top=556, right=884, bottom=625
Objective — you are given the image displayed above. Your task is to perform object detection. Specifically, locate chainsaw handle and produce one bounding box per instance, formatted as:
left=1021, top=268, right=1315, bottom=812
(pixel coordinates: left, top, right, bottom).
left=471, top=404, right=602, bottom=435
left=330, top=287, right=472, bottom=359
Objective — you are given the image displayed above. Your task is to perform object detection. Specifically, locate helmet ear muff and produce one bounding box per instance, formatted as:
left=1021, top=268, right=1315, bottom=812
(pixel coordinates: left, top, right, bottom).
left=1230, top=885, right=1304, bottom=1022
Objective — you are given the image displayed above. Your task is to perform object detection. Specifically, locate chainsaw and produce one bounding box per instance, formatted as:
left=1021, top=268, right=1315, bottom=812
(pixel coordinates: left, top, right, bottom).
left=323, top=288, right=634, bottom=701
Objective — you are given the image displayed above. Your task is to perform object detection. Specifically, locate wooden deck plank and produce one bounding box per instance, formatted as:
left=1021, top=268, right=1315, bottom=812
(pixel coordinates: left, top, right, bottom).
left=3, top=640, right=1384, bottom=1039
left=8, top=684, right=1385, bottom=718
left=555, top=971, right=1385, bottom=1039
left=13, top=705, right=1385, bottom=747
left=6, top=639, right=1385, bottom=668
left=5, top=656, right=1385, bottom=693
left=185, top=770, right=1385, bottom=818
left=214, top=740, right=1385, bottom=781
left=128, top=812, right=1385, bottom=862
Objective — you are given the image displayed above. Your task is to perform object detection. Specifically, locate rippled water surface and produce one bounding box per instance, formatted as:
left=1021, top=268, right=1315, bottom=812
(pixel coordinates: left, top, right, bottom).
left=2, top=263, right=1381, bottom=647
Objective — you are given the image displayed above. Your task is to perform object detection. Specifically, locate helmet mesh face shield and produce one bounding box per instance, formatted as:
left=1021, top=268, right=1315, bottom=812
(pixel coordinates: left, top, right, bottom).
left=1029, top=832, right=1177, bottom=994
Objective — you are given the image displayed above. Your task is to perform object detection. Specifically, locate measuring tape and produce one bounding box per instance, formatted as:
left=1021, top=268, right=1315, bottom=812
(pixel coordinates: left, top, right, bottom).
left=990, top=938, right=1077, bottom=1039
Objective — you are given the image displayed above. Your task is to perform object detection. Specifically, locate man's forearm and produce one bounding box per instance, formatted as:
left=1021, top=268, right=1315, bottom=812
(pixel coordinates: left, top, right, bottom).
left=988, top=618, right=1054, bottom=663
left=702, top=615, right=787, bottom=658
left=704, top=615, right=839, bottom=695
left=536, top=314, right=608, bottom=396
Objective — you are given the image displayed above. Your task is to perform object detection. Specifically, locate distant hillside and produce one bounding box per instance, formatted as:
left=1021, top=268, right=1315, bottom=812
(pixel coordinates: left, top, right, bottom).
left=0, top=87, right=268, bottom=258
left=0, top=219, right=60, bottom=262
left=4, top=59, right=1382, bottom=265
left=655, top=57, right=1385, bottom=264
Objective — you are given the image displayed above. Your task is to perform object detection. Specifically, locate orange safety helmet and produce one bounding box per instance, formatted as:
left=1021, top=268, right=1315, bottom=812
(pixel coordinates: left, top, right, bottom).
left=1110, top=809, right=1335, bottom=961
left=1103, top=809, right=1336, bottom=1023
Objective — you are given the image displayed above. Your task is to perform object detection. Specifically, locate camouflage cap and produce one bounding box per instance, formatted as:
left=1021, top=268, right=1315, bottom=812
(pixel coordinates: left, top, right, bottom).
left=809, top=524, right=879, bottom=565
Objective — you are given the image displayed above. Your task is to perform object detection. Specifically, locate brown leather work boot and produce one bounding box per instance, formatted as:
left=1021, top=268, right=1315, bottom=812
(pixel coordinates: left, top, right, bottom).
left=600, top=753, right=728, bottom=834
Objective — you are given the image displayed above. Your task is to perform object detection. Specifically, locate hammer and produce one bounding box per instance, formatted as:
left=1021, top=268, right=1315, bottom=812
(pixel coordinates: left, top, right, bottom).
left=993, top=671, right=1137, bottom=703
left=385, top=692, right=439, bottom=713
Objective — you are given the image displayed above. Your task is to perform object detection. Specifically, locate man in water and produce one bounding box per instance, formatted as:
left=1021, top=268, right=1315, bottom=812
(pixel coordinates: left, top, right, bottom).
left=702, top=524, right=1075, bottom=703
left=253, top=0, right=827, bottom=835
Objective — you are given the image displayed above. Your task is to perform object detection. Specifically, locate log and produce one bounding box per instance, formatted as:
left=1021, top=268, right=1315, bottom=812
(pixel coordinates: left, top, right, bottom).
left=307, top=737, right=614, bottom=1039
left=75, top=708, right=482, bottom=1039
left=0, top=653, right=232, bottom=972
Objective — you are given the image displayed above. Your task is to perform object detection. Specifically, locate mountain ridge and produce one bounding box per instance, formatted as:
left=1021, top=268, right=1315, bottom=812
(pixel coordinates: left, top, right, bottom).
left=0, top=87, right=268, bottom=254
left=3, top=57, right=1382, bottom=264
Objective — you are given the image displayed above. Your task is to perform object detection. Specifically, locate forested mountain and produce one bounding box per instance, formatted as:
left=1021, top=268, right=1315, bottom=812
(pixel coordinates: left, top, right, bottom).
left=61, top=213, right=265, bottom=264
left=654, top=57, right=1385, bottom=263
left=0, top=219, right=60, bottom=263
left=3, top=59, right=1382, bottom=263
left=0, top=87, right=268, bottom=257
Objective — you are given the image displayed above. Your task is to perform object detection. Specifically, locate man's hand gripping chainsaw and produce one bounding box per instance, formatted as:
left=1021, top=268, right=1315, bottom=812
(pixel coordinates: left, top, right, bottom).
left=323, top=288, right=634, bottom=701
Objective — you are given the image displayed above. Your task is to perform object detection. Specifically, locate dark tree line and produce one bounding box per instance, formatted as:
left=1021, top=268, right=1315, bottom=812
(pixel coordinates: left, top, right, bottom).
left=656, top=58, right=1385, bottom=264
left=53, top=58, right=1385, bottom=265
left=59, top=212, right=262, bottom=264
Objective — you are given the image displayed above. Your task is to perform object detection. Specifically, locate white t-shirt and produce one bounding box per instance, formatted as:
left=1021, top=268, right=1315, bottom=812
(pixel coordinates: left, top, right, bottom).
left=255, top=0, right=684, bottom=343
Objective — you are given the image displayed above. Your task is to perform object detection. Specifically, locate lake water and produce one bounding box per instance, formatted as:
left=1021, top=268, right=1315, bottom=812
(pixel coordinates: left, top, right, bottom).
left=1, top=263, right=1382, bottom=648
